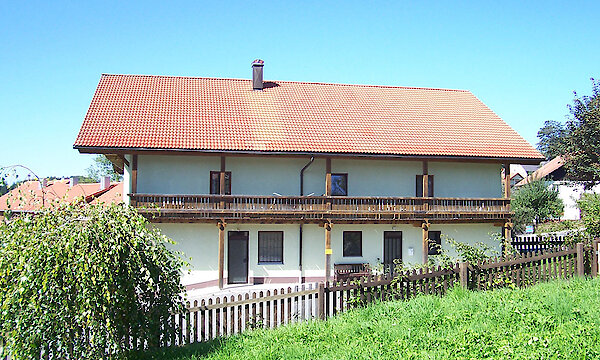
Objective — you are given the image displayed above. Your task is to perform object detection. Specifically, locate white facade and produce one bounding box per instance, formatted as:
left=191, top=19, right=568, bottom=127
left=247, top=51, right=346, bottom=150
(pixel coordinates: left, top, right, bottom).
left=126, top=154, right=505, bottom=289
left=131, top=155, right=502, bottom=198
left=553, top=181, right=600, bottom=220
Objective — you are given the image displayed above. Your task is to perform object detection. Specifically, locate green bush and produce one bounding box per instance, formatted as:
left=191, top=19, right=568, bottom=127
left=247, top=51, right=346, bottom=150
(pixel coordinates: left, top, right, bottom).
left=512, top=180, right=564, bottom=233
left=0, top=203, right=186, bottom=359
left=578, top=193, right=600, bottom=238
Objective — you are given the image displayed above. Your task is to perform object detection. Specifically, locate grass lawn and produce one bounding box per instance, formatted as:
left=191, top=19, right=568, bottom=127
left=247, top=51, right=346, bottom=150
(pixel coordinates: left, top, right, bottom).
left=133, top=278, right=600, bottom=359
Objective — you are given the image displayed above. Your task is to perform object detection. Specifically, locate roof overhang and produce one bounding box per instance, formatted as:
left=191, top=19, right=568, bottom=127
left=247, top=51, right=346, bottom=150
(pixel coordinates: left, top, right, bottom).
left=74, top=145, right=545, bottom=165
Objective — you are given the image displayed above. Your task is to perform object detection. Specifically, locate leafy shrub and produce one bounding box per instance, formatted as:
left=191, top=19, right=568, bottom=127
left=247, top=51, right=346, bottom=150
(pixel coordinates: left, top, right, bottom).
left=0, top=203, right=185, bottom=359
left=578, top=193, right=600, bottom=238
left=512, top=180, right=564, bottom=233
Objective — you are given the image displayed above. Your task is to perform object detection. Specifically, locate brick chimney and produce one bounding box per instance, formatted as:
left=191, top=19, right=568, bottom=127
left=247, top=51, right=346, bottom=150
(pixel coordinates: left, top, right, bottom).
left=252, top=59, right=264, bottom=90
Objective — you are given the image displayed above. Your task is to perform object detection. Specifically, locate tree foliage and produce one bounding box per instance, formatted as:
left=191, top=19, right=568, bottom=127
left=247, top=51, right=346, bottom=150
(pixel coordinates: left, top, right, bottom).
left=0, top=203, right=185, bottom=359
left=87, top=155, right=123, bottom=182
left=535, top=79, right=600, bottom=188
left=536, top=120, right=567, bottom=160
left=511, top=180, right=564, bottom=233
left=562, top=79, right=600, bottom=189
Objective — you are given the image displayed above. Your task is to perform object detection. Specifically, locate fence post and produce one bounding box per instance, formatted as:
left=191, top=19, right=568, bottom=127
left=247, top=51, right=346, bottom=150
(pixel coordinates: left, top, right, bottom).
left=317, top=282, right=325, bottom=320
left=592, top=239, right=600, bottom=277
left=576, top=242, right=585, bottom=277
left=459, top=262, right=469, bottom=289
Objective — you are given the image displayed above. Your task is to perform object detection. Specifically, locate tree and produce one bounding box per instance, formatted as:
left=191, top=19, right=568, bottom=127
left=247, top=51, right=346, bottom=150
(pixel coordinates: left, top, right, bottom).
left=87, top=155, right=123, bottom=182
left=562, top=79, right=600, bottom=189
left=511, top=180, right=564, bottom=233
left=536, top=120, right=567, bottom=160
left=0, top=203, right=185, bottom=359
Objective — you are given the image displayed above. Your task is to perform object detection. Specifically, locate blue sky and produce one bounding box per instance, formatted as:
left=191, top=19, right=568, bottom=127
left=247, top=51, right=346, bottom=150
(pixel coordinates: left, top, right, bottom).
left=1, top=1, right=598, bottom=180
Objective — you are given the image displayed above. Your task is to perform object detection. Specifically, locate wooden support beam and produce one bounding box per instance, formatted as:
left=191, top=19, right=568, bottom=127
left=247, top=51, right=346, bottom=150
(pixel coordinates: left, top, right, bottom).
left=504, top=221, right=512, bottom=252
left=325, top=221, right=332, bottom=283
left=422, top=221, right=429, bottom=264
left=131, top=155, right=138, bottom=194
left=220, top=156, right=226, bottom=195
left=325, top=158, right=332, bottom=196
left=218, top=221, right=226, bottom=289
left=504, top=162, right=511, bottom=199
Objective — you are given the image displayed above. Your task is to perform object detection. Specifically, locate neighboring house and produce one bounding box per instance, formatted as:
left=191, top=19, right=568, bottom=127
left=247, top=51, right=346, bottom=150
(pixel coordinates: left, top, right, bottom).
left=515, top=156, right=600, bottom=220
left=0, top=177, right=123, bottom=216
left=73, top=61, right=543, bottom=290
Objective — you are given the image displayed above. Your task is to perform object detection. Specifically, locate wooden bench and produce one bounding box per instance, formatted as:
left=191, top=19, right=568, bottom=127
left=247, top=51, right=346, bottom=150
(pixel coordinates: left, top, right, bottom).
left=334, top=263, right=371, bottom=282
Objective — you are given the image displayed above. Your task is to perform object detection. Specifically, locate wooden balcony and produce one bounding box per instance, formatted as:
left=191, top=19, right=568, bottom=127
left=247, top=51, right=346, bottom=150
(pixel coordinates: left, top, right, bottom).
left=130, top=194, right=511, bottom=223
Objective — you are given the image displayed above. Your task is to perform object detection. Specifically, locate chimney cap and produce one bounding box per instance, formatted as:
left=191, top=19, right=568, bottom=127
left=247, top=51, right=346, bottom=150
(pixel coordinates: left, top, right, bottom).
left=252, top=59, right=264, bottom=67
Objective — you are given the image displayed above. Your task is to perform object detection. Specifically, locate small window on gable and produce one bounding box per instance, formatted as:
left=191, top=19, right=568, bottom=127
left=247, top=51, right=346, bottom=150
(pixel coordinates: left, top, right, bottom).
left=416, top=175, right=434, bottom=197
left=331, top=173, right=348, bottom=196
left=428, top=231, right=442, bottom=256
left=210, top=171, right=231, bottom=195
left=258, top=231, right=283, bottom=264
left=343, top=231, right=362, bottom=257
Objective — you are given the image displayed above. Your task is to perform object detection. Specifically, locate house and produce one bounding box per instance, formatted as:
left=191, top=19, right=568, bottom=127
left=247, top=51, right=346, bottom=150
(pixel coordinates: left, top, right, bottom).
left=516, top=156, right=600, bottom=220
left=0, top=177, right=123, bottom=216
left=73, top=60, right=543, bottom=289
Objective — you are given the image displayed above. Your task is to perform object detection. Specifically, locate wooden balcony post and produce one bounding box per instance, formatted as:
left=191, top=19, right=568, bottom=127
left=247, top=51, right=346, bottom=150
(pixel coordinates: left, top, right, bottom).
left=503, top=221, right=512, bottom=251
left=220, top=156, right=226, bottom=209
left=217, top=221, right=226, bottom=289
left=325, top=158, right=332, bottom=196
left=422, top=221, right=429, bottom=264
left=422, top=161, right=429, bottom=211
left=325, top=221, right=332, bottom=283
left=504, top=162, right=511, bottom=199
left=131, top=154, right=138, bottom=195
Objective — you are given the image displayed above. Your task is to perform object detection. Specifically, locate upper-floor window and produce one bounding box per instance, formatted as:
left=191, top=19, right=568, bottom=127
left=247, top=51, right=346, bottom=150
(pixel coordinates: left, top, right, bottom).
left=210, top=171, right=231, bottom=195
left=258, top=231, right=283, bottom=264
left=331, top=173, right=348, bottom=196
left=428, top=230, right=442, bottom=255
left=416, top=175, right=434, bottom=197
left=343, top=231, right=362, bottom=257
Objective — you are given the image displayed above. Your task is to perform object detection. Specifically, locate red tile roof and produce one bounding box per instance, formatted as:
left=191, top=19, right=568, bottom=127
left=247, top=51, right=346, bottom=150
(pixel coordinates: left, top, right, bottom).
left=0, top=179, right=123, bottom=212
left=74, top=74, right=543, bottom=161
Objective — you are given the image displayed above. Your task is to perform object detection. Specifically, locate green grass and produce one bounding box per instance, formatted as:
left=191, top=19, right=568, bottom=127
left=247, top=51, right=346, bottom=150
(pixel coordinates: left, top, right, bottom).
left=134, top=278, right=600, bottom=359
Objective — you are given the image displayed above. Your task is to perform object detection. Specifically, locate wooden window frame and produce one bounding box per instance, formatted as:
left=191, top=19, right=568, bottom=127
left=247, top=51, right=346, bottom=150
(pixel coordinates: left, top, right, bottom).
left=331, top=173, right=348, bottom=196
left=210, top=171, right=231, bottom=195
left=416, top=174, right=434, bottom=197
left=428, top=230, right=442, bottom=256
left=343, top=231, right=362, bottom=257
left=258, top=231, right=284, bottom=264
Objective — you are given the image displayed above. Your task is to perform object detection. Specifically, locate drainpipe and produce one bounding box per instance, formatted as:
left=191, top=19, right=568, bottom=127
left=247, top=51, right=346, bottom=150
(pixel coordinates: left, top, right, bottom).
left=299, top=156, right=315, bottom=282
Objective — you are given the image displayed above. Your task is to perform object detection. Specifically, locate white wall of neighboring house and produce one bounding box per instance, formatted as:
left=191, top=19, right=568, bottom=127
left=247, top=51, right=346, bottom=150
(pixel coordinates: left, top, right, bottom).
left=133, top=155, right=502, bottom=198
left=156, top=222, right=501, bottom=288
left=553, top=181, right=600, bottom=220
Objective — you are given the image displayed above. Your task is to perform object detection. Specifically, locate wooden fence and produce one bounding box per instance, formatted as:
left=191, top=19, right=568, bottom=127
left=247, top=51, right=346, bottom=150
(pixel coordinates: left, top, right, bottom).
left=510, top=232, right=574, bottom=253
left=163, top=241, right=599, bottom=348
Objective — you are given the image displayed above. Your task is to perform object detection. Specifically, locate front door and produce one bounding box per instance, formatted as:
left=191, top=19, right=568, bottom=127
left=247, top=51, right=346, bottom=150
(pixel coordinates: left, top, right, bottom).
left=228, top=231, right=249, bottom=284
left=383, top=231, right=403, bottom=275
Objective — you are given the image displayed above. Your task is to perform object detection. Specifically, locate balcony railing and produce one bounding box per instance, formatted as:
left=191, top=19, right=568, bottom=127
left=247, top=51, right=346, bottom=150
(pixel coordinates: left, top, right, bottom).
left=130, top=194, right=511, bottom=223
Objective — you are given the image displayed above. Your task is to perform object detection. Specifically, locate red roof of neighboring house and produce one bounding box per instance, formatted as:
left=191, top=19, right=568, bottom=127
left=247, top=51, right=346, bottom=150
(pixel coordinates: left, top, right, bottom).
left=0, top=179, right=123, bottom=212
left=74, top=74, right=543, bottom=162
left=89, top=182, right=124, bottom=205
left=516, top=156, right=565, bottom=186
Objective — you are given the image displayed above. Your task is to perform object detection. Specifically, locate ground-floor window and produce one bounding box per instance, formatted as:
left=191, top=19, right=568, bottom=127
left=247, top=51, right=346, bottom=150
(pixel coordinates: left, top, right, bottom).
left=428, top=230, right=442, bottom=255
left=258, top=231, right=284, bottom=264
left=343, top=231, right=362, bottom=257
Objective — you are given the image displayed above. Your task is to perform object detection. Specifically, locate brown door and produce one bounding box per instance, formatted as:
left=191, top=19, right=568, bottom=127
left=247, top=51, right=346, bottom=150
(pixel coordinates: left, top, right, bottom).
left=228, top=231, right=249, bottom=284
left=383, top=231, right=402, bottom=275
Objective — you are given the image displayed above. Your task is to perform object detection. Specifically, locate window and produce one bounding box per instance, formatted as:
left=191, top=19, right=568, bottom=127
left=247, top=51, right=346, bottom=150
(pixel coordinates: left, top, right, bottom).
left=258, top=231, right=283, bottom=264
left=416, top=175, right=434, bottom=197
left=343, top=231, right=362, bottom=257
left=331, top=173, right=348, bottom=196
left=210, top=171, right=231, bottom=195
left=428, top=231, right=442, bottom=256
